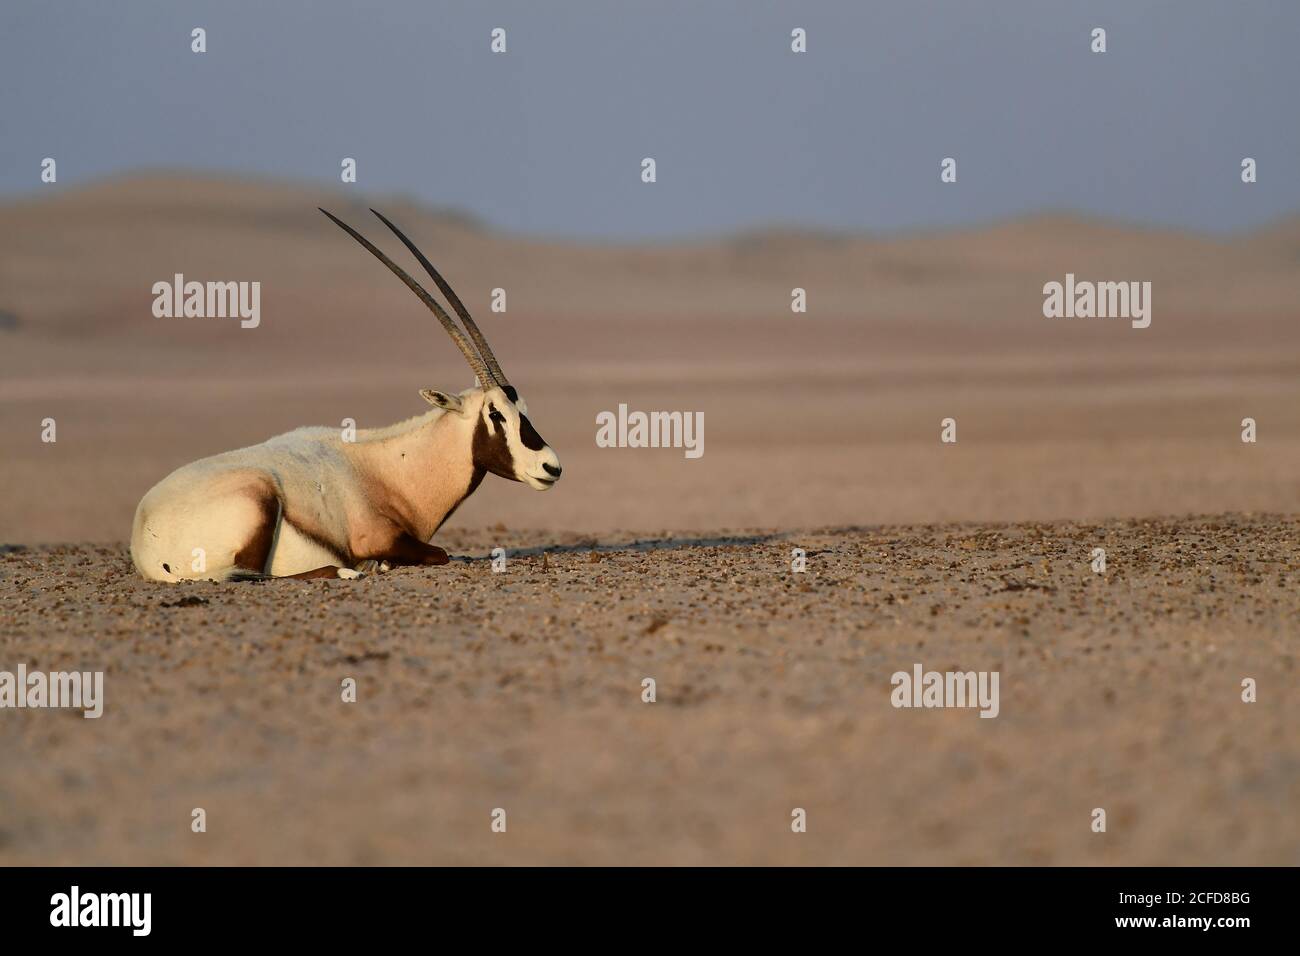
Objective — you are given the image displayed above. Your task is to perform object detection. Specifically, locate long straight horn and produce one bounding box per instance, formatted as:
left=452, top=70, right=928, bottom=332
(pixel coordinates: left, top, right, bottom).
left=369, top=208, right=509, bottom=387
left=319, top=208, right=497, bottom=388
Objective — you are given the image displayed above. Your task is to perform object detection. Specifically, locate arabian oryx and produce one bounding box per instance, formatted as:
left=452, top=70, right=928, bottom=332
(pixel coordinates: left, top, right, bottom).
left=130, top=208, right=562, bottom=582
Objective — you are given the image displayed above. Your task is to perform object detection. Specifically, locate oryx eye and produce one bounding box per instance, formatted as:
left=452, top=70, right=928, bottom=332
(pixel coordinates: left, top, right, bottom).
left=488, top=405, right=506, bottom=425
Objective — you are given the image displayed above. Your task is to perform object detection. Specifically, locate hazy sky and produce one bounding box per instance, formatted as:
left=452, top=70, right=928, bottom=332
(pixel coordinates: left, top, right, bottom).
left=2, top=0, right=1297, bottom=239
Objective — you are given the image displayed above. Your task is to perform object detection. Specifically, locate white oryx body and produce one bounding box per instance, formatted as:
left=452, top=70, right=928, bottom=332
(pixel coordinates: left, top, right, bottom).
left=129, top=209, right=562, bottom=583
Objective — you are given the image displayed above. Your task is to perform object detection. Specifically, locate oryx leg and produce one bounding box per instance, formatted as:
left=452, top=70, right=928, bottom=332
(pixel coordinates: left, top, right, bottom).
left=366, top=532, right=450, bottom=568
left=233, top=485, right=360, bottom=581
left=282, top=566, right=363, bottom=580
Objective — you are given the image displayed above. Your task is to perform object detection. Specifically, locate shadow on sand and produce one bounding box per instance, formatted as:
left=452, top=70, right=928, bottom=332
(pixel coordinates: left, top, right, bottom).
left=450, top=532, right=788, bottom=562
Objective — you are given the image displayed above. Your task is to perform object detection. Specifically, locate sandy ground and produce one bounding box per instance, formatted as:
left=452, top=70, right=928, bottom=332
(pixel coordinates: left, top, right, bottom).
left=1, top=176, right=1298, bottom=864
left=0, top=515, right=1295, bottom=865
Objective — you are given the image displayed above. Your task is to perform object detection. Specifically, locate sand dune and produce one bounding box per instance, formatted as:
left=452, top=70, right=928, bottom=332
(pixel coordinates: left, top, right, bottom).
left=3, top=174, right=1299, bottom=544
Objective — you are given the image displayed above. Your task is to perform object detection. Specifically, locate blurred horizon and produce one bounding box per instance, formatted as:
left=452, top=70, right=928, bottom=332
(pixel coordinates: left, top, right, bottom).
left=6, top=167, right=1300, bottom=246
left=3, top=0, right=1299, bottom=241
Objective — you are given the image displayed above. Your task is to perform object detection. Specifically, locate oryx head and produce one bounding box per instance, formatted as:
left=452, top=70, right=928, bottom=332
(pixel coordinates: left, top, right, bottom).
left=320, top=207, right=563, bottom=491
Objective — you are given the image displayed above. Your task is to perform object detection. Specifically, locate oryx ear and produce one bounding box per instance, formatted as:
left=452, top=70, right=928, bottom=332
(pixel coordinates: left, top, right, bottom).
left=420, top=389, right=464, bottom=413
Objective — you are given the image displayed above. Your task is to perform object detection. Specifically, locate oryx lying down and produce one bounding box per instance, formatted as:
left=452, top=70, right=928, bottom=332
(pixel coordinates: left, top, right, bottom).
left=130, top=208, right=562, bottom=582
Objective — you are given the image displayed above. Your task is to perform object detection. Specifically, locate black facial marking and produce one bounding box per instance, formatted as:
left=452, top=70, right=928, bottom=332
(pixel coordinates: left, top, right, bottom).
left=518, top=413, right=547, bottom=451
left=502, top=385, right=518, bottom=403
left=473, top=415, right=517, bottom=481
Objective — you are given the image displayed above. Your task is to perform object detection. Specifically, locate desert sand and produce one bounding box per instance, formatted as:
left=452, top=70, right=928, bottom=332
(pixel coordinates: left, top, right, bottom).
left=1, top=516, right=1296, bottom=865
left=0, top=176, right=1297, bottom=864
